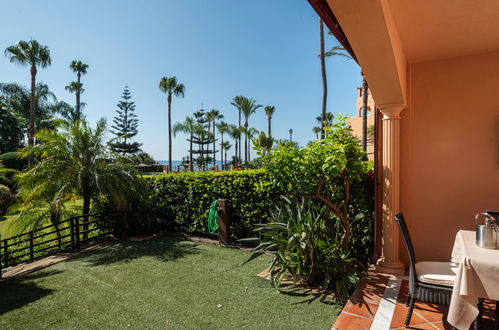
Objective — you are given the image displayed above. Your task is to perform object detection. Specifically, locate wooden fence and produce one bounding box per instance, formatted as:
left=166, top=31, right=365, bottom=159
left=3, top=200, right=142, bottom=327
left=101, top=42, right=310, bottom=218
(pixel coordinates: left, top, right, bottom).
left=0, top=213, right=110, bottom=278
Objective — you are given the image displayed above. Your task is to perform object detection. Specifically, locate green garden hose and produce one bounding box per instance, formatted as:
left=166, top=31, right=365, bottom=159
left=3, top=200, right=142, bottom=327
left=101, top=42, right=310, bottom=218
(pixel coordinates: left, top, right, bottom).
left=208, top=200, right=219, bottom=234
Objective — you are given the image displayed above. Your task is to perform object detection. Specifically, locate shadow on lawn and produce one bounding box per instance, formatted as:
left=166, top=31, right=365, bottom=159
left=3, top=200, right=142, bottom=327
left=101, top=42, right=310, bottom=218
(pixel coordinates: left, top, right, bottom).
left=278, top=285, right=338, bottom=306
left=71, top=234, right=202, bottom=267
left=0, top=270, right=61, bottom=315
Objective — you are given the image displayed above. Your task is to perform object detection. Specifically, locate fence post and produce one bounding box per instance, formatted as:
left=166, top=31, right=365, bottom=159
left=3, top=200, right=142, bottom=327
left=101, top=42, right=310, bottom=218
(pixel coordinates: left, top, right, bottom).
left=29, top=231, right=34, bottom=263
left=75, top=217, right=80, bottom=251
left=217, top=199, right=231, bottom=246
left=3, top=239, right=8, bottom=268
left=70, top=218, right=75, bottom=252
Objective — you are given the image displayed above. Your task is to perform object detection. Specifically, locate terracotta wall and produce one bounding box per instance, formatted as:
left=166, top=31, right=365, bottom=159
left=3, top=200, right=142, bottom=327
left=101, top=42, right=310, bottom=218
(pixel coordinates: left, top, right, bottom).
left=399, top=50, right=499, bottom=262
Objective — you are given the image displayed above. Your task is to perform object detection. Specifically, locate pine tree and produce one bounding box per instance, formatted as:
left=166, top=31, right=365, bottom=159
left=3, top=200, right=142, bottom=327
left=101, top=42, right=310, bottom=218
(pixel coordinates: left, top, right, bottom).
left=191, top=108, right=215, bottom=169
left=110, top=86, right=142, bottom=154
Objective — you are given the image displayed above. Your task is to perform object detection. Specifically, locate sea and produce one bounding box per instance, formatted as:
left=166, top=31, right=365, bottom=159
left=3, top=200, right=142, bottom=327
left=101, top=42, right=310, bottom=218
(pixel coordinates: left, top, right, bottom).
left=158, top=160, right=225, bottom=169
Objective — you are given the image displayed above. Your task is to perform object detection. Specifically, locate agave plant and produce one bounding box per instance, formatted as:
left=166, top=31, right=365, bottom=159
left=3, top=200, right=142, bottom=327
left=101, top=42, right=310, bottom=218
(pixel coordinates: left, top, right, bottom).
left=242, top=197, right=364, bottom=298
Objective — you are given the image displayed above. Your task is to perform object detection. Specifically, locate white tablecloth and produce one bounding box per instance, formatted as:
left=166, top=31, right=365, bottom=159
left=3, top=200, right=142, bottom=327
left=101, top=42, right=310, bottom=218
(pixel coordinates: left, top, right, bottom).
left=447, top=230, right=499, bottom=329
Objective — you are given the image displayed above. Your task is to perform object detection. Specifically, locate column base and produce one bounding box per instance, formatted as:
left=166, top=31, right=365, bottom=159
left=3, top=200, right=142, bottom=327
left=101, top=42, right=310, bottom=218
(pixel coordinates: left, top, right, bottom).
left=375, top=258, right=405, bottom=275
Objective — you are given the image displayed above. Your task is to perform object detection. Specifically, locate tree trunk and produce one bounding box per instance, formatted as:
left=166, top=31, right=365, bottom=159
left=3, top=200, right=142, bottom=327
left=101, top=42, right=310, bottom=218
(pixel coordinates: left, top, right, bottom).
left=268, top=115, right=271, bottom=137
left=213, top=121, right=216, bottom=167
left=76, top=72, right=81, bottom=122
left=220, top=133, right=224, bottom=170
left=189, top=132, right=193, bottom=171
left=244, top=122, right=248, bottom=163
left=82, top=177, right=90, bottom=240
left=234, top=139, right=238, bottom=166
left=238, top=110, right=241, bottom=163
left=168, top=94, right=172, bottom=171
left=28, top=65, right=37, bottom=166
left=319, top=19, right=328, bottom=141
left=362, top=76, right=368, bottom=152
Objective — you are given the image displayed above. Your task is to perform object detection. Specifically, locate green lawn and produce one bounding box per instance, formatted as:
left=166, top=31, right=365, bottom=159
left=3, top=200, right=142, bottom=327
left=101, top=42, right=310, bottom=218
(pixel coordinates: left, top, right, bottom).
left=0, top=215, right=15, bottom=238
left=0, top=235, right=340, bottom=329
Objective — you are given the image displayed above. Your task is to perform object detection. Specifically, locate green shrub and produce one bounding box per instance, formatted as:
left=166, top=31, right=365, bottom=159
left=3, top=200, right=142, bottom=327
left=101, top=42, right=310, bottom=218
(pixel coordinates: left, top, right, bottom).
left=0, top=184, right=14, bottom=215
left=243, top=197, right=365, bottom=297
left=0, top=152, right=28, bottom=171
left=146, top=169, right=282, bottom=238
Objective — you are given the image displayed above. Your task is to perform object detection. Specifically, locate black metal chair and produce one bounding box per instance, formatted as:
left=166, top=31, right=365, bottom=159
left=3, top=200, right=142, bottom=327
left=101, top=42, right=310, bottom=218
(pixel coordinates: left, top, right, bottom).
left=394, top=213, right=457, bottom=327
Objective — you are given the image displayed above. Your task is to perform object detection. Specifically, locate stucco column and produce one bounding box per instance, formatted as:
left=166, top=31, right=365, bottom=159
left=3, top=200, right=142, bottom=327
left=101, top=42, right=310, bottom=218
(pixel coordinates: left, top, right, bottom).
left=376, top=106, right=404, bottom=274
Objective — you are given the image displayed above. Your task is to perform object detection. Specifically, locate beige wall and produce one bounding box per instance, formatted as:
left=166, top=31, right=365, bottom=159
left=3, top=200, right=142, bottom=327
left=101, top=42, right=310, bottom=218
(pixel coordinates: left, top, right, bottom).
left=400, top=50, right=499, bottom=262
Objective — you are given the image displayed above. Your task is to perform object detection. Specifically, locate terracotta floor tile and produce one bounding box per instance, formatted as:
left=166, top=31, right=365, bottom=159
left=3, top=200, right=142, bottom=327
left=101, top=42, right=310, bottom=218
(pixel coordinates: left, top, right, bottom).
left=332, top=313, right=373, bottom=330
left=390, top=301, right=429, bottom=328
left=343, top=299, right=379, bottom=319
left=414, top=305, right=448, bottom=323
left=431, top=321, right=454, bottom=330
left=350, top=280, right=387, bottom=305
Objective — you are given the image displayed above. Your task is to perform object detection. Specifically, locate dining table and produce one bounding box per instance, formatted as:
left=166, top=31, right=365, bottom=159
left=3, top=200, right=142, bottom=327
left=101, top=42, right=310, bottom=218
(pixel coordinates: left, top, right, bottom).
left=447, top=230, right=499, bottom=329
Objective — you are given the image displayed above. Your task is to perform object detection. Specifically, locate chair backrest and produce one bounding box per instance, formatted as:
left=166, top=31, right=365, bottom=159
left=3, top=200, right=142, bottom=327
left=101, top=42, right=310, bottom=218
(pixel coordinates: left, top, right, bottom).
left=394, top=213, right=417, bottom=290
left=485, top=210, right=499, bottom=223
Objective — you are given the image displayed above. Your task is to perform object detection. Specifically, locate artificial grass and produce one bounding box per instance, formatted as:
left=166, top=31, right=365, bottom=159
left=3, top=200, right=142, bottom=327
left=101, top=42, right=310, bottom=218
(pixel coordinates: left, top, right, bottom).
left=0, top=235, right=340, bottom=329
left=0, top=215, right=15, bottom=237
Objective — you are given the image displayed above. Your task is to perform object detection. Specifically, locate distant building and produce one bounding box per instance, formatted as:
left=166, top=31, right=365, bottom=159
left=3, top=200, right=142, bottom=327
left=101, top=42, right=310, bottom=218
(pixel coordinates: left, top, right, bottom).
left=347, top=87, right=375, bottom=159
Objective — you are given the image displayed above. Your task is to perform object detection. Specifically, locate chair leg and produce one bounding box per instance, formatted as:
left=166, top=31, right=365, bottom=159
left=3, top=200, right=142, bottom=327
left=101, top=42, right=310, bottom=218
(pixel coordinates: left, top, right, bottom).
left=405, top=293, right=411, bottom=307
left=404, top=297, right=415, bottom=327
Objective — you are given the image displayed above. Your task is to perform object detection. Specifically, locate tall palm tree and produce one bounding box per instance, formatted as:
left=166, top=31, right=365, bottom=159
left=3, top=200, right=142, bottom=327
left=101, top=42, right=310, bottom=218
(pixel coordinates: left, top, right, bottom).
left=361, top=74, right=368, bottom=152
left=319, top=19, right=327, bottom=140
left=159, top=76, right=185, bottom=171
left=217, top=121, right=229, bottom=168
left=69, top=60, right=88, bottom=122
left=173, top=116, right=196, bottom=171
left=4, top=40, right=51, bottom=153
left=239, top=97, right=262, bottom=163
left=231, top=96, right=245, bottom=161
left=206, top=109, right=223, bottom=167
left=246, top=127, right=258, bottom=161
left=264, top=105, right=275, bottom=137
left=19, top=120, right=137, bottom=238
left=221, top=141, right=231, bottom=168
left=228, top=124, right=242, bottom=166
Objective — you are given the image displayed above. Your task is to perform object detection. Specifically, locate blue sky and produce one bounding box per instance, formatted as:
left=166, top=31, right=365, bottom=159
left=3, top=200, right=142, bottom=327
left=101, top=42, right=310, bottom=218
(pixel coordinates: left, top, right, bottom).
left=0, top=0, right=361, bottom=160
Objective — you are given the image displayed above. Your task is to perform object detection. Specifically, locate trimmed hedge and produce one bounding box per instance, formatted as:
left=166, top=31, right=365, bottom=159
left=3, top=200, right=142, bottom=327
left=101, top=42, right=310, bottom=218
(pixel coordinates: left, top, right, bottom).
left=146, top=169, right=282, bottom=238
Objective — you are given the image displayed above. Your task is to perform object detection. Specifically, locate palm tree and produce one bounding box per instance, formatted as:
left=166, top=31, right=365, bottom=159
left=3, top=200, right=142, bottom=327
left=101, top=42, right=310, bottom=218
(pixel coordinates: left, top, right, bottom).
left=221, top=141, right=231, bottom=168
left=19, top=120, right=137, bottom=238
left=228, top=124, right=242, bottom=166
left=4, top=40, right=51, bottom=153
left=217, top=121, right=229, bottom=168
left=159, top=76, right=185, bottom=171
left=239, top=97, right=262, bottom=163
left=0, top=82, right=71, bottom=133
left=264, top=105, right=275, bottom=137
left=319, top=19, right=327, bottom=140
left=69, top=60, right=88, bottom=122
left=313, top=126, right=321, bottom=140
left=173, top=116, right=196, bottom=171
left=246, top=127, right=258, bottom=161
left=231, top=96, right=245, bottom=161
left=361, top=74, right=368, bottom=152
left=206, top=109, right=223, bottom=167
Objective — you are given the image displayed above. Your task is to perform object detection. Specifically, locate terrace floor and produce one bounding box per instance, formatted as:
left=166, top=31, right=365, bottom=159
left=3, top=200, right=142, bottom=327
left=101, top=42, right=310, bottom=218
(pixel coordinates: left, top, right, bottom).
left=332, top=272, right=497, bottom=329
